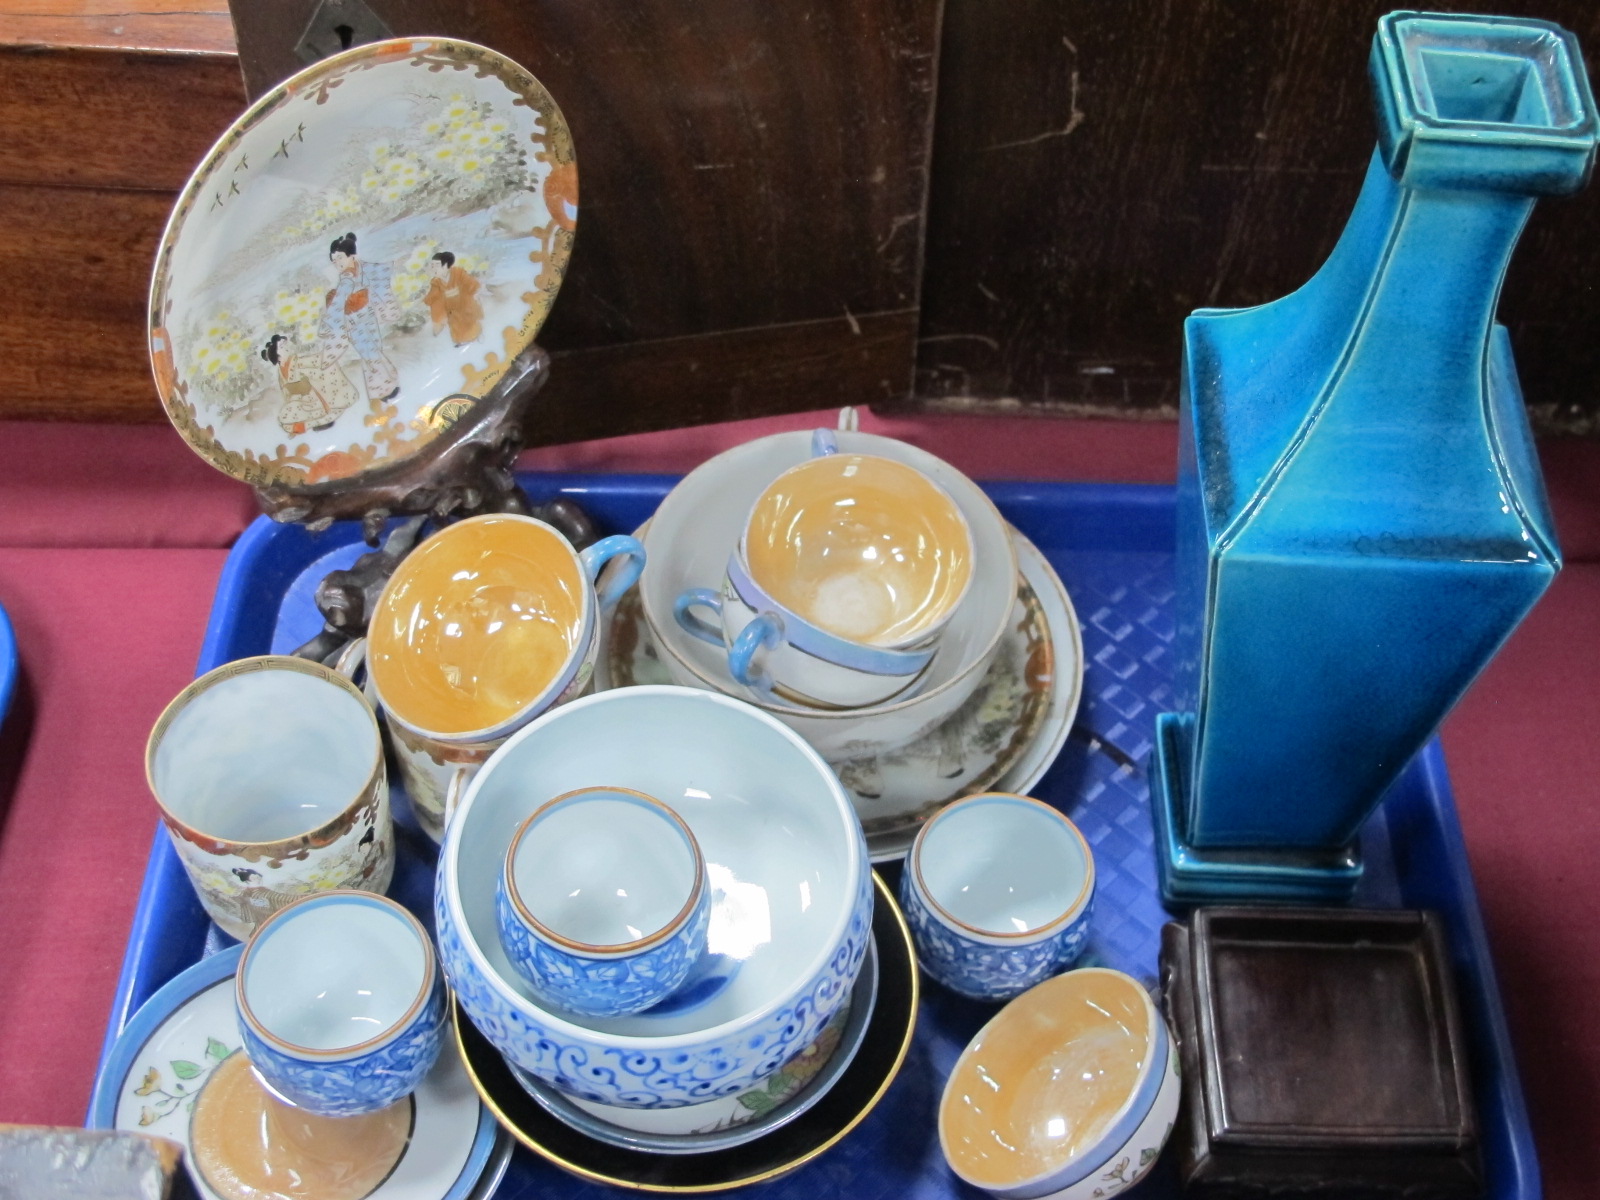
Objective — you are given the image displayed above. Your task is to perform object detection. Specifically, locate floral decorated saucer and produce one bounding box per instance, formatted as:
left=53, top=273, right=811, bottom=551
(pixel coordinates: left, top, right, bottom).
left=151, top=38, right=575, bottom=491
left=456, top=872, right=918, bottom=1192
left=598, top=527, right=1083, bottom=862
left=89, top=944, right=506, bottom=1200
left=509, top=938, right=879, bottom=1155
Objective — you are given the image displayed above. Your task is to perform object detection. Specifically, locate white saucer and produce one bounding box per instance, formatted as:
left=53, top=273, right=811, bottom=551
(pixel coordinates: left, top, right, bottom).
left=598, top=526, right=1082, bottom=861
left=89, top=944, right=501, bottom=1200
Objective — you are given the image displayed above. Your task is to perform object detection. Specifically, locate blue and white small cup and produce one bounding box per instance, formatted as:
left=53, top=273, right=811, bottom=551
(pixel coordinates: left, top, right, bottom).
left=235, top=890, right=446, bottom=1116
left=901, top=793, right=1095, bottom=1002
left=496, top=786, right=712, bottom=1018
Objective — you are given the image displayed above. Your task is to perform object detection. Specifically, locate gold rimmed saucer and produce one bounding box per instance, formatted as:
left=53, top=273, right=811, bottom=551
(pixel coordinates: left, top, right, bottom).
left=455, top=871, right=918, bottom=1193
left=152, top=37, right=576, bottom=492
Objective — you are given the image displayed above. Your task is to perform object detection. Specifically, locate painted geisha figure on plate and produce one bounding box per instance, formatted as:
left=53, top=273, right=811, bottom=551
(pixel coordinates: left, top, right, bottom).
left=320, top=231, right=401, bottom=405
left=424, top=251, right=484, bottom=347
left=261, top=332, right=360, bottom=435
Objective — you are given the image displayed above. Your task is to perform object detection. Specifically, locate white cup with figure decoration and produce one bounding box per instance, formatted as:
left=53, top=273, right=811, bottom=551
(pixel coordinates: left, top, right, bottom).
left=145, top=655, right=394, bottom=941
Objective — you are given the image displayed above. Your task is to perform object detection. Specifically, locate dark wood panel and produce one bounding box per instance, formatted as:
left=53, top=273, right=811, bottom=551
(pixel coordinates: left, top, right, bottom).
left=0, top=47, right=243, bottom=191
left=231, top=0, right=940, bottom=350
left=0, top=166, right=916, bottom=430
left=0, top=183, right=170, bottom=422
left=0, top=0, right=236, bottom=54
left=915, top=0, right=1600, bottom=434
left=533, top=310, right=918, bottom=445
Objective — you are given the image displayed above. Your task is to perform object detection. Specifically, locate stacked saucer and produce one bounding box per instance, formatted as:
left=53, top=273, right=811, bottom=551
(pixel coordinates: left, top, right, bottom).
left=435, top=686, right=917, bottom=1189
left=622, top=422, right=1084, bottom=858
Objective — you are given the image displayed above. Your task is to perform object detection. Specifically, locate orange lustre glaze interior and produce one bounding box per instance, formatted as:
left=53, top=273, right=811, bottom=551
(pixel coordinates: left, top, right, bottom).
left=940, top=971, right=1152, bottom=1187
left=189, top=1051, right=411, bottom=1200
left=743, top=453, right=972, bottom=646
left=368, top=516, right=585, bottom=734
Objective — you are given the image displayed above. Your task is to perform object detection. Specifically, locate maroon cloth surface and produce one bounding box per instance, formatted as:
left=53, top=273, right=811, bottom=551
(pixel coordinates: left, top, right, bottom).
left=0, top=547, right=227, bottom=1124
left=1440, top=565, right=1600, bottom=1198
left=0, top=413, right=1593, bottom=1198
left=0, top=422, right=255, bottom=549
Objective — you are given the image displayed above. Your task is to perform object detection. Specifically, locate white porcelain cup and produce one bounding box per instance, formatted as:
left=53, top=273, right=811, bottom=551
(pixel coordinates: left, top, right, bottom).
left=146, top=655, right=394, bottom=941
left=675, top=429, right=974, bottom=709
left=364, top=513, right=645, bottom=841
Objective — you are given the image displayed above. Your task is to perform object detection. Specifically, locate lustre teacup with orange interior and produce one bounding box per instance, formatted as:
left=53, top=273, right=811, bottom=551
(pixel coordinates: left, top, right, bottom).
left=676, top=429, right=973, bottom=709
left=364, top=513, right=644, bottom=840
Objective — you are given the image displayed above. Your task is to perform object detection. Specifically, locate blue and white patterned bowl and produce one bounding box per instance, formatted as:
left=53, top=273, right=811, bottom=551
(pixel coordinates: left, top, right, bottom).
left=495, top=787, right=712, bottom=1017
left=901, top=793, right=1094, bottom=1002
left=236, top=890, right=446, bottom=1117
left=438, top=685, right=873, bottom=1109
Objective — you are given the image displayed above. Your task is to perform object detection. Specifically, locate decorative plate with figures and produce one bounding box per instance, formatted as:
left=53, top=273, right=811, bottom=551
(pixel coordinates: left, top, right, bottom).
left=150, top=38, right=577, bottom=491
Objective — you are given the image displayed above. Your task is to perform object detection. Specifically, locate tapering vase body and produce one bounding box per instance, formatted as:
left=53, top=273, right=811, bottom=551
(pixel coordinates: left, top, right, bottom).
left=1153, top=11, right=1598, bottom=903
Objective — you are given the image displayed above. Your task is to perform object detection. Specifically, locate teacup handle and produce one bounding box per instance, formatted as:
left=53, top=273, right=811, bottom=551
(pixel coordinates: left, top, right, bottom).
left=580, top=535, right=647, bottom=610
left=332, top=636, right=367, bottom=681
left=728, top=612, right=785, bottom=698
left=674, top=588, right=726, bottom=646
left=330, top=636, right=380, bottom=708
left=443, top=763, right=480, bottom=833
left=811, top=428, right=838, bottom=457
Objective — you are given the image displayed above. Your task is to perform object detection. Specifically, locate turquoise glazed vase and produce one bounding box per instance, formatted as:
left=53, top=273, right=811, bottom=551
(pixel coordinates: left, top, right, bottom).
left=1153, top=11, right=1598, bottom=904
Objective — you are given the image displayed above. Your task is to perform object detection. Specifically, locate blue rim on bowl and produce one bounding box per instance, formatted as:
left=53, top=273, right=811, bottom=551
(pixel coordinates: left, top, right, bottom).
left=454, top=870, right=918, bottom=1193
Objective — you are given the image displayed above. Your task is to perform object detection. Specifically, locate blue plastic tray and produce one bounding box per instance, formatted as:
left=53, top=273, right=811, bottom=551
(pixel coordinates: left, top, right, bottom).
left=93, top=476, right=1540, bottom=1200
left=0, top=601, right=16, bottom=734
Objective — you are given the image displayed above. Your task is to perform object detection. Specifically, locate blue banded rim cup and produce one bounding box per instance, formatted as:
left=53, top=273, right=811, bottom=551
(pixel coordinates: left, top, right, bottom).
left=370, top=515, right=647, bottom=747
left=498, top=786, right=711, bottom=1017
left=904, top=793, right=1096, bottom=1001
left=725, top=553, right=937, bottom=677
left=1004, top=1015, right=1169, bottom=1199
left=674, top=554, right=937, bottom=710
left=939, top=968, right=1171, bottom=1200
left=740, top=428, right=975, bottom=655
left=236, top=889, right=445, bottom=1117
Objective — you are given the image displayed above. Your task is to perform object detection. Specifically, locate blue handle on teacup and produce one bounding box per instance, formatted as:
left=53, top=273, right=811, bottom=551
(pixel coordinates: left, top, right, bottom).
left=811, top=428, right=838, bottom=457
left=580, top=535, right=647, bottom=610
left=674, top=588, right=726, bottom=646
left=728, top=612, right=785, bottom=697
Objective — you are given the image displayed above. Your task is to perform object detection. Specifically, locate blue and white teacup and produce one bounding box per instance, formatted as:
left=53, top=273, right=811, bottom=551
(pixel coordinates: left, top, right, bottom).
left=495, top=786, right=712, bottom=1018
left=674, top=429, right=974, bottom=710
left=901, top=793, right=1095, bottom=1002
left=235, top=890, right=446, bottom=1116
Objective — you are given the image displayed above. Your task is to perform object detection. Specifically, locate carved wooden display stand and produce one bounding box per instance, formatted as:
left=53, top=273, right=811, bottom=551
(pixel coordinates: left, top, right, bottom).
left=271, top=342, right=597, bottom=663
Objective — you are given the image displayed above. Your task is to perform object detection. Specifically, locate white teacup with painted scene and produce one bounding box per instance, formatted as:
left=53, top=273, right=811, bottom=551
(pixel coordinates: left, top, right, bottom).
left=145, top=655, right=394, bottom=941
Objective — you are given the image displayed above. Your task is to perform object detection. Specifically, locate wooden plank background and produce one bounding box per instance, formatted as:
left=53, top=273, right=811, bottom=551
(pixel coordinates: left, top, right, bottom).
left=916, top=0, right=1600, bottom=436
left=229, top=0, right=942, bottom=445
left=1, top=0, right=1596, bottom=436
